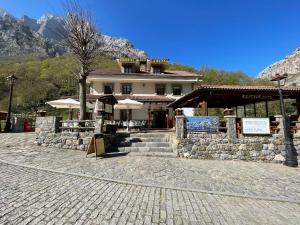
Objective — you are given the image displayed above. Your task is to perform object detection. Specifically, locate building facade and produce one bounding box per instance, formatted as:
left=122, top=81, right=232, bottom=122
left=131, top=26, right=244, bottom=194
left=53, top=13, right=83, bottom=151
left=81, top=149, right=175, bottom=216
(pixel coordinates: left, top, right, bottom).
left=87, top=58, right=202, bottom=128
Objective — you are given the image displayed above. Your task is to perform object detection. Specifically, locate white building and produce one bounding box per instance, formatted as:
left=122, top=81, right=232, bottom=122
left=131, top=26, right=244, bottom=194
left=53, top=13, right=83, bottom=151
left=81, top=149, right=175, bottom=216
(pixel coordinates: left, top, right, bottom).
left=87, top=58, right=202, bottom=129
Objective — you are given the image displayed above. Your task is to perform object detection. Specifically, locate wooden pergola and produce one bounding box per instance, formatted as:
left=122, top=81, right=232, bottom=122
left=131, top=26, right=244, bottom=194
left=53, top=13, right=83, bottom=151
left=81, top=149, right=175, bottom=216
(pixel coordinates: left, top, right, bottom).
left=168, top=85, right=300, bottom=116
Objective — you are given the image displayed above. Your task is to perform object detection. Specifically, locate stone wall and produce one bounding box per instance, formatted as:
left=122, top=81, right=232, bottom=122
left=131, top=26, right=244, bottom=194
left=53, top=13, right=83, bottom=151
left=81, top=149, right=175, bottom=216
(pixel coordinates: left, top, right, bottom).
left=176, top=133, right=290, bottom=162
left=35, top=116, right=61, bottom=133
left=34, top=116, right=115, bottom=152
left=35, top=131, right=94, bottom=151
left=175, top=115, right=300, bottom=162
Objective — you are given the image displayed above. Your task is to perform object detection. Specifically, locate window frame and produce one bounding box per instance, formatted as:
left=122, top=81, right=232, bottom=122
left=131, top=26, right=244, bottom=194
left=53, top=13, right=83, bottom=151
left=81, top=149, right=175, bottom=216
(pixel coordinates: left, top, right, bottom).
left=172, top=84, right=182, bottom=96
left=103, top=83, right=114, bottom=94
left=155, top=83, right=166, bottom=95
left=152, top=66, right=162, bottom=74
left=121, top=83, right=132, bottom=95
left=123, top=65, right=133, bottom=74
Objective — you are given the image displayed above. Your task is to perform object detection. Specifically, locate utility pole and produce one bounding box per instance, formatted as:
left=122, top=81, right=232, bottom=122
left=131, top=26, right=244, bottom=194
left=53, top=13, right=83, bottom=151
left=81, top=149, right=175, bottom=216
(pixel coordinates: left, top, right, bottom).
left=4, top=75, right=17, bottom=132
left=271, top=73, right=298, bottom=167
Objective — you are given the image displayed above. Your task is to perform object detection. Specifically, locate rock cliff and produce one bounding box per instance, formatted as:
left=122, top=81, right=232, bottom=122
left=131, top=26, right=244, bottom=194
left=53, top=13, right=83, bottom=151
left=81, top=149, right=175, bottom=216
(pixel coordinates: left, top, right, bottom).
left=0, top=8, right=147, bottom=58
left=258, top=48, right=300, bottom=85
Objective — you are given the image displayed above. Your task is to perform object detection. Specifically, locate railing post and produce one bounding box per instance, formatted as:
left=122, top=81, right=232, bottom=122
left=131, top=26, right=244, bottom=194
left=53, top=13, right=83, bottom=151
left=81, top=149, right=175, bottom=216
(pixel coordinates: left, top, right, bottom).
left=175, top=115, right=186, bottom=139
left=225, top=115, right=237, bottom=142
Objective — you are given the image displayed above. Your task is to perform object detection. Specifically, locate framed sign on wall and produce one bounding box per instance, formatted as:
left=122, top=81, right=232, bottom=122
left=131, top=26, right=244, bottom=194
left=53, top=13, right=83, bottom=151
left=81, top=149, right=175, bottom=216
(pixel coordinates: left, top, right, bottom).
left=186, top=116, right=219, bottom=132
left=242, top=118, right=270, bottom=134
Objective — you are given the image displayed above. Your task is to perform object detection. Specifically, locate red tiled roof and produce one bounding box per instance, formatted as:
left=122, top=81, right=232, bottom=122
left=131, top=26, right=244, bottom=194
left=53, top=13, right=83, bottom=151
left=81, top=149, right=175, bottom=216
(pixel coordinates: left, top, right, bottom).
left=63, top=95, right=175, bottom=103
left=89, top=68, right=201, bottom=78
left=168, top=84, right=300, bottom=108
left=197, top=84, right=300, bottom=91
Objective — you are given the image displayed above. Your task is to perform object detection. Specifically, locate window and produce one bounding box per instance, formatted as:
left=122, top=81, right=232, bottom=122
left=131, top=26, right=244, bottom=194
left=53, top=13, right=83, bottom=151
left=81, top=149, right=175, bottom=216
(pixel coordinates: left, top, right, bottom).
left=103, top=83, right=113, bottom=94
left=156, top=84, right=166, bottom=95
left=172, top=84, right=182, bottom=95
left=124, top=65, right=133, bottom=73
left=152, top=66, right=162, bottom=74
left=121, top=83, right=132, bottom=94
left=120, top=109, right=132, bottom=121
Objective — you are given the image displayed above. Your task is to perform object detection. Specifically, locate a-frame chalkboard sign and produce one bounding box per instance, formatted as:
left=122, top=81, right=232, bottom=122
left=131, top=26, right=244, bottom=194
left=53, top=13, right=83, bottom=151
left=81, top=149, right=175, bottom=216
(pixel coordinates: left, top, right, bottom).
left=86, top=134, right=105, bottom=158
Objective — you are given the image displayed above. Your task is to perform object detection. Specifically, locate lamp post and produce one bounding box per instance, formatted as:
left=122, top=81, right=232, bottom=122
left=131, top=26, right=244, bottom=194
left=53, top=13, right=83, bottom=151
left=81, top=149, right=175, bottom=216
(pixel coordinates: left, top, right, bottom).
left=4, top=75, right=17, bottom=132
left=271, top=73, right=298, bottom=167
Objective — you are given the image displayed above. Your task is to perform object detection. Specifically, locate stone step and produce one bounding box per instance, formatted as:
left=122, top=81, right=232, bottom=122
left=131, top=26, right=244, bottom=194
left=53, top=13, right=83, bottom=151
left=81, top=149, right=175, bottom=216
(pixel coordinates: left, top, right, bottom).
left=129, top=133, right=171, bottom=138
left=118, top=147, right=174, bottom=153
left=123, top=137, right=170, bottom=143
left=127, top=152, right=177, bottom=158
left=131, top=142, right=171, bottom=147
left=119, top=142, right=171, bottom=147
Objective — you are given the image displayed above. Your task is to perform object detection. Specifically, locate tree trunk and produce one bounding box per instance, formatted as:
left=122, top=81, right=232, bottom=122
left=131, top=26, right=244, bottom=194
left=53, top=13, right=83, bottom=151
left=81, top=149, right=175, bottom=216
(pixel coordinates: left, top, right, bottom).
left=79, top=76, right=87, bottom=121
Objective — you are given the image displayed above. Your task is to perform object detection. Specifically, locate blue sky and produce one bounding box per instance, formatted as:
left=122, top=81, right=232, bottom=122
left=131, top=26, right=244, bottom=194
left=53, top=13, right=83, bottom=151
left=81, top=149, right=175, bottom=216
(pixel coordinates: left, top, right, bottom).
left=0, top=0, right=300, bottom=76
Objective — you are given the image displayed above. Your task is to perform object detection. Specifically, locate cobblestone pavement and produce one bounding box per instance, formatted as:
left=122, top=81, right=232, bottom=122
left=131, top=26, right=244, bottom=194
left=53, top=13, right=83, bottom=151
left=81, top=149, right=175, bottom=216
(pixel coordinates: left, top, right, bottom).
left=0, top=133, right=300, bottom=203
left=1, top=162, right=300, bottom=225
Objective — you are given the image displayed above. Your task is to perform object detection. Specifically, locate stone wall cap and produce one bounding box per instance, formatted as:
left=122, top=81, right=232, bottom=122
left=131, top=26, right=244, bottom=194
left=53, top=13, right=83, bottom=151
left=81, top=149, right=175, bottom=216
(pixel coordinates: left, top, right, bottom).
left=274, top=115, right=283, bottom=118
left=224, top=115, right=237, bottom=118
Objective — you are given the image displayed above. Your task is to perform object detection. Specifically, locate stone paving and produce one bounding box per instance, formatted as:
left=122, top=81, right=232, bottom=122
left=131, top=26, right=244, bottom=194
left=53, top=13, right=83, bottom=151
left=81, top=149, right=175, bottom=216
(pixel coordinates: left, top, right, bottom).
left=0, top=133, right=300, bottom=224
left=1, top=162, right=300, bottom=225
left=0, top=133, right=300, bottom=201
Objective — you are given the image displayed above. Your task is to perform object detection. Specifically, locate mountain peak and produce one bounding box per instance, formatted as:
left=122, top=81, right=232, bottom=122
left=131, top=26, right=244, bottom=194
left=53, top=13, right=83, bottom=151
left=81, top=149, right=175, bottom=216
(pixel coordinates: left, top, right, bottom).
left=37, top=14, right=62, bottom=24
left=258, top=47, right=300, bottom=86
left=0, top=8, right=14, bottom=19
left=0, top=8, right=147, bottom=59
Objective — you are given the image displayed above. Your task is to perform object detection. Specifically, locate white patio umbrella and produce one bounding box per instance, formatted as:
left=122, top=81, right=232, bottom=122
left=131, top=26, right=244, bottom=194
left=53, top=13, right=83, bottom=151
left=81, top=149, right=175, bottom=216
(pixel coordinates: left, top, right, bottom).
left=46, top=98, right=80, bottom=109
left=114, top=98, right=143, bottom=131
left=46, top=98, right=80, bottom=119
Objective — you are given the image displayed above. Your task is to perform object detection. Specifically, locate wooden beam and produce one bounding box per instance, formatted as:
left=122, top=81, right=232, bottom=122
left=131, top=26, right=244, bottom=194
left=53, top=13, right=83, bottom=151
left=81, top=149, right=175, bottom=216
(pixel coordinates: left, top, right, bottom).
left=202, top=100, right=208, bottom=116
left=265, top=101, right=269, bottom=117
left=244, top=104, right=246, bottom=117
left=296, top=98, right=300, bottom=116
left=148, top=105, right=151, bottom=129
left=253, top=103, right=256, bottom=117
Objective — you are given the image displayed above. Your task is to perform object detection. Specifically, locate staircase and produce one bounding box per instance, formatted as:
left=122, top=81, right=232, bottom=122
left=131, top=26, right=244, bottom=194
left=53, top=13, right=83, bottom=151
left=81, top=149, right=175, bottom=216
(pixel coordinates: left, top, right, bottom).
left=114, top=132, right=177, bottom=158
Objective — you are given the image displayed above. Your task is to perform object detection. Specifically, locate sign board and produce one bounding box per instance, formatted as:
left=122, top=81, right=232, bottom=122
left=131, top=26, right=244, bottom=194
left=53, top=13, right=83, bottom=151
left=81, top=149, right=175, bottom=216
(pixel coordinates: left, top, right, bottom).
left=186, top=116, right=219, bottom=132
left=105, top=104, right=113, bottom=114
left=86, top=134, right=105, bottom=158
left=242, top=95, right=272, bottom=100
left=242, top=118, right=270, bottom=134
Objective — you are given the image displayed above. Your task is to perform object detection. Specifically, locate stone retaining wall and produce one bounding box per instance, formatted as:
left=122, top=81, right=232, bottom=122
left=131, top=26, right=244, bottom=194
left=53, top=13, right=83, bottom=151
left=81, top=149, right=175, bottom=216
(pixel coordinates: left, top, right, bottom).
left=34, top=116, right=115, bottom=151
left=177, top=133, right=300, bottom=162
left=35, top=131, right=94, bottom=151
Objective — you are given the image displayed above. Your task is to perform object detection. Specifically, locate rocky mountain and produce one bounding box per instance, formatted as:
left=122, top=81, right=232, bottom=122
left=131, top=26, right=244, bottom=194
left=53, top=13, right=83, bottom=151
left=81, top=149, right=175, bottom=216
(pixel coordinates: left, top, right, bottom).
left=258, top=48, right=300, bottom=85
left=0, top=8, right=147, bottom=58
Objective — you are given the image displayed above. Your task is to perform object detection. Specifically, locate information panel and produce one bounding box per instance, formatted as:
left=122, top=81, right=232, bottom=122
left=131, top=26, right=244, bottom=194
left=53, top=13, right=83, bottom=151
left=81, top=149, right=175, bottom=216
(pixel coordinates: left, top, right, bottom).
left=242, top=118, right=270, bottom=134
left=186, top=116, right=219, bottom=132
left=105, top=104, right=113, bottom=114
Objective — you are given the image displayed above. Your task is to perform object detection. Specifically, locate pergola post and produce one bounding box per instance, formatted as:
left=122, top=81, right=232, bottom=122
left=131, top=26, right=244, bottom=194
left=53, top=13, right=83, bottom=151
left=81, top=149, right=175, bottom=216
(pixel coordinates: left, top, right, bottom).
left=201, top=100, right=208, bottom=116
left=265, top=101, right=269, bottom=117
left=296, top=98, right=300, bottom=117
left=166, top=108, right=169, bottom=129
left=148, top=104, right=151, bottom=129
left=253, top=103, right=256, bottom=117
left=243, top=105, right=246, bottom=117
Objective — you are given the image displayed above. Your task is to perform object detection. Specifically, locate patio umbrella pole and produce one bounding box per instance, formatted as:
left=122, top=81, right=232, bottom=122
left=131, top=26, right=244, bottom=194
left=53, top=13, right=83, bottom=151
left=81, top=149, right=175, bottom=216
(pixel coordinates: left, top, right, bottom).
left=127, top=108, right=129, bottom=132
left=68, top=108, right=71, bottom=120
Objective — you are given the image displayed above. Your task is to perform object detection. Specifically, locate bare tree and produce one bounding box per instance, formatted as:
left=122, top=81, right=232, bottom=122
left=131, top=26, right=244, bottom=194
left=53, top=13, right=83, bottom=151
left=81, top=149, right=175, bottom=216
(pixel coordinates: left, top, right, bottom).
left=64, top=1, right=98, bottom=120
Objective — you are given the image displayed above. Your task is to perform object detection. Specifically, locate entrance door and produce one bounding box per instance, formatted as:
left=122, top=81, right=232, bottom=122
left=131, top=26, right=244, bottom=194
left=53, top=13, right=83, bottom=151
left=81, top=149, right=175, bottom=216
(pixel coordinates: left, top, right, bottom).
left=152, top=111, right=166, bottom=128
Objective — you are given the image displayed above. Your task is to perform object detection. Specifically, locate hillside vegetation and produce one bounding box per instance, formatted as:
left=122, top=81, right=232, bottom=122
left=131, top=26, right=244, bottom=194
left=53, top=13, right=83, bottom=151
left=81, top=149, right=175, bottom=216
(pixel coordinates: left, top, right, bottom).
left=0, top=55, right=272, bottom=114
